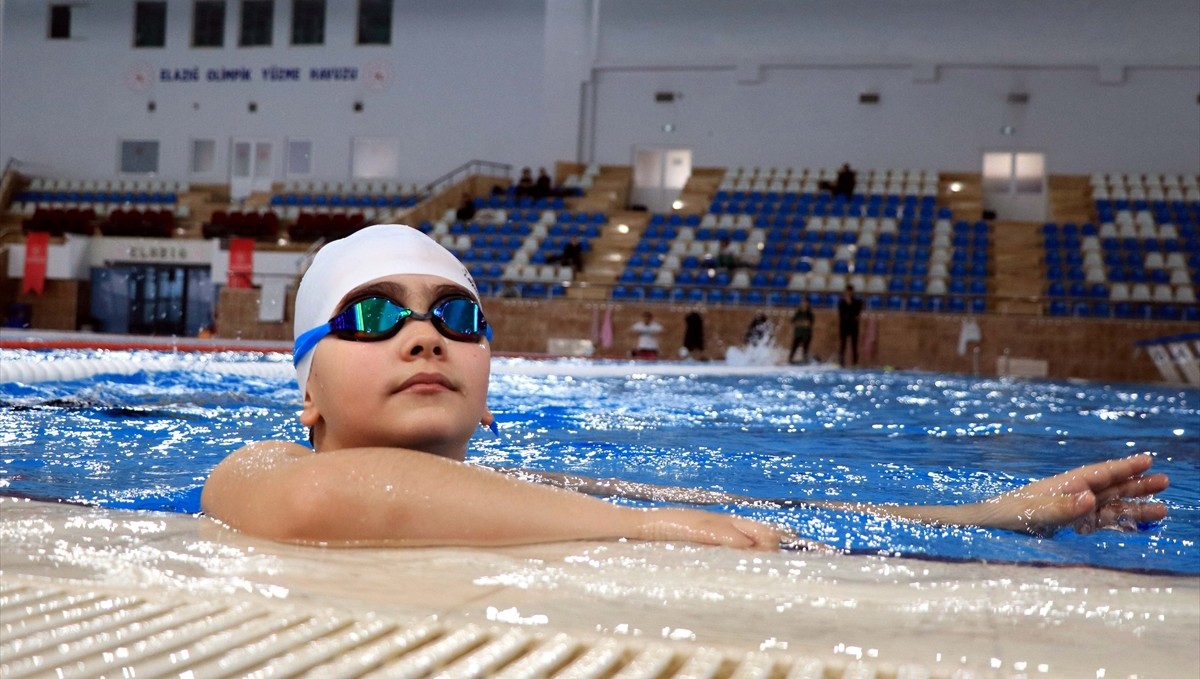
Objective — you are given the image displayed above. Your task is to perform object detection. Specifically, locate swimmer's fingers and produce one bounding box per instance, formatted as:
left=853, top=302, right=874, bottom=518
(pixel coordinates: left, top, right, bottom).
left=1054, top=454, right=1158, bottom=496
left=730, top=518, right=838, bottom=554
left=1079, top=499, right=1169, bottom=535
left=1091, top=472, right=1170, bottom=506
left=727, top=516, right=791, bottom=551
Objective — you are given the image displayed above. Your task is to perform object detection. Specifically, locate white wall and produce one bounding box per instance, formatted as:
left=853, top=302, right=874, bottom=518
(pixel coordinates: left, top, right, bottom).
left=588, top=0, right=1200, bottom=175
left=1, top=0, right=1197, bottom=184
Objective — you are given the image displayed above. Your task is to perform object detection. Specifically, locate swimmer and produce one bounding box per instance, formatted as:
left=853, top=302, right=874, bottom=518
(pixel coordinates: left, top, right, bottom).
left=201, top=225, right=1170, bottom=550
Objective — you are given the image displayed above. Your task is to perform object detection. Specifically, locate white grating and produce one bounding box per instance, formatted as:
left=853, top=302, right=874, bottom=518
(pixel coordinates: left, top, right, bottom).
left=0, top=579, right=969, bottom=679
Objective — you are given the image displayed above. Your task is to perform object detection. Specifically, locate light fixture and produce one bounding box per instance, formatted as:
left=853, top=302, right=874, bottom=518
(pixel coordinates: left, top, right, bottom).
left=671, top=200, right=684, bottom=210
left=949, top=182, right=963, bottom=193
left=617, top=223, right=629, bottom=234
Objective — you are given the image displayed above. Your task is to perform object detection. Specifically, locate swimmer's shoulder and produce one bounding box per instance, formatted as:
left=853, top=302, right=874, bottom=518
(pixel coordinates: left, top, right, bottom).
left=202, top=440, right=314, bottom=514
left=209, top=440, right=314, bottom=480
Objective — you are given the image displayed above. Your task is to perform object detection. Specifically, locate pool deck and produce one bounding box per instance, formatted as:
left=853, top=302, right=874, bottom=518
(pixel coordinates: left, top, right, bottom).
left=1, top=498, right=1197, bottom=678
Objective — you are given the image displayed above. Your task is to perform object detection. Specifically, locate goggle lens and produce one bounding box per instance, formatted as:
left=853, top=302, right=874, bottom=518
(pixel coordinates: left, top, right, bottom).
left=293, top=295, right=492, bottom=367
left=332, top=296, right=490, bottom=342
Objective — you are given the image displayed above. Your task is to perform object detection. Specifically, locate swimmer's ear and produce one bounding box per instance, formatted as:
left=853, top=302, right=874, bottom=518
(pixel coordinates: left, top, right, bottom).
left=481, top=409, right=500, bottom=437
left=299, top=385, right=321, bottom=428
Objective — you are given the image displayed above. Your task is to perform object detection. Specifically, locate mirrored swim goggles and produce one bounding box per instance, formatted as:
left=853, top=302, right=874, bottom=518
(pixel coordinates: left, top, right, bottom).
left=293, top=295, right=492, bottom=365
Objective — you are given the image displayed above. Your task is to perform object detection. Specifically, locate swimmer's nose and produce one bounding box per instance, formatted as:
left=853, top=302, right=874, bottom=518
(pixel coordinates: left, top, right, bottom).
left=397, top=317, right=446, bottom=358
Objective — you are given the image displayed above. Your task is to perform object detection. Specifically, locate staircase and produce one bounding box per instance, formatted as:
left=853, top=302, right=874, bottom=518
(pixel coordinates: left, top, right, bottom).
left=989, top=220, right=1047, bottom=314
left=1048, top=175, right=1094, bottom=223
left=571, top=210, right=651, bottom=300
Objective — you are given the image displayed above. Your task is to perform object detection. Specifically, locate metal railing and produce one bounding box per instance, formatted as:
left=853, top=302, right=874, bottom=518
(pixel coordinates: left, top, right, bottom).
left=422, top=160, right=512, bottom=198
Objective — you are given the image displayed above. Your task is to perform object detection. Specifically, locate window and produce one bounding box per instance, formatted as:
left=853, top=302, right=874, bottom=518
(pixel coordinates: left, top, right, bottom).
left=286, top=140, right=313, bottom=176
left=121, top=140, right=161, bottom=175
left=352, top=137, right=399, bottom=178
left=356, top=0, right=392, bottom=45
left=193, top=0, right=225, bottom=47
left=191, top=139, right=216, bottom=174
left=291, top=0, right=324, bottom=45
left=49, top=4, right=75, bottom=39
left=239, top=0, right=273, bottom=47
left=134, top=2, right=167, bottom=47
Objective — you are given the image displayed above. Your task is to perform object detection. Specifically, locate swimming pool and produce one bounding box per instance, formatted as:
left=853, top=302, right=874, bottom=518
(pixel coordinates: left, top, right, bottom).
left=1, top=348, right=1196, bottom=575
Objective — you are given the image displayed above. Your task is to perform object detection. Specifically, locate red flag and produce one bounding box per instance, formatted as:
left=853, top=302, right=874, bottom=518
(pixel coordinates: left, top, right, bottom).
left=228, top=238, right=255, bottom=289
left=22, top=232, right=49, bottom=296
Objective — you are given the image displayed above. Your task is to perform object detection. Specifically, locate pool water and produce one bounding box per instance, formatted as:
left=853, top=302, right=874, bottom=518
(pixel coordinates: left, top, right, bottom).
left=1, top=349, right=1197, bottom=575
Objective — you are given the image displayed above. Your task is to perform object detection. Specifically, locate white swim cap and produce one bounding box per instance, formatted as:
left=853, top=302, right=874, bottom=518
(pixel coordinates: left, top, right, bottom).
left=292, top=224, right=480, bottom=392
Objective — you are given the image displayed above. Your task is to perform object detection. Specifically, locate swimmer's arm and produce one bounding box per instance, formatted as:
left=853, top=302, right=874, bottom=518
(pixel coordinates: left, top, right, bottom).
left=503, top=454, right=1169, bottom=537
left=200, top=441, right=797, bottom=550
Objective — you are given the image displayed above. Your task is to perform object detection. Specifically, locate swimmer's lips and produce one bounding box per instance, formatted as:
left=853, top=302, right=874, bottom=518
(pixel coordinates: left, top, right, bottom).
left=392, top=372, right=456, bottom=395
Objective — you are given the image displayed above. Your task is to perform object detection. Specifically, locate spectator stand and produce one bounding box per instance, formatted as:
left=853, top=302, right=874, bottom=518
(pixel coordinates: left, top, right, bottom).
left=416, top=202, right=605, bottom=299
left=611, top=167, right=987, bottom=314
left=1044, top=175, right=1200, bottom=322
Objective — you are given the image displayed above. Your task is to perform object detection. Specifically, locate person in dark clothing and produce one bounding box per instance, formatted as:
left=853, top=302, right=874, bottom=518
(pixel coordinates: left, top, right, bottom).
left=837, top=285, right=864, bottom=366
left=789, top=299, right=814, bottom=364
left=715, top=237, right=738, bottom=270
left=533, top=167, right=553, bottom=200
left=558, top=235, right=584, bottom=273
left=683, top=310, right=706, bottom=360
left=514, top=167, right=535, bottom=199
left=744, top=313, right=771, bottom=346
left=820, top=163, right=857, bottom=199
left=454, top=193, right=477, bottom=222
left=834, top=163, right=857, bottom=199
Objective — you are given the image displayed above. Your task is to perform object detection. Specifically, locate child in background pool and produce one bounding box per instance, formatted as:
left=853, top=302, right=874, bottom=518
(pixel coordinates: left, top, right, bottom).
left=201, top=225, right=1170, bottom=550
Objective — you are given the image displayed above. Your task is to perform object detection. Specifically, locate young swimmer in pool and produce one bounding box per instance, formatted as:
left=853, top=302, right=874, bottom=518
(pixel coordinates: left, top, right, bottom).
left=201, top=224, right=1170, bottom=550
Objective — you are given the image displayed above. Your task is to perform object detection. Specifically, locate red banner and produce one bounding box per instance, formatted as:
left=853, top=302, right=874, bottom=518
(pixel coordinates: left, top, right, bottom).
left=227, top=238, right=255, bottom=289
left=21, top=231, right=50, bottom=296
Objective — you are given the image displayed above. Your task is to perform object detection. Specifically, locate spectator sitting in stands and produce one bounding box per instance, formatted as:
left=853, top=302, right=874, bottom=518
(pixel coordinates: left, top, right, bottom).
left=514, top=167, right=535, bottom=199
left=715, top=237, right=739, bottom=270
left=554, top=235, right=584, bottom=273
left=499, top=279, right=521, bottom=298
left=533, top=167, right=553, bottom=200
left=819, top=163, right=857, bottom=199
left=455, top=193, right=477, bottom=222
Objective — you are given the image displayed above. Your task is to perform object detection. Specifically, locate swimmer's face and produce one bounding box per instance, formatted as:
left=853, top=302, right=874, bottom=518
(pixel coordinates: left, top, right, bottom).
left=300, top=274, right=491, bottom=460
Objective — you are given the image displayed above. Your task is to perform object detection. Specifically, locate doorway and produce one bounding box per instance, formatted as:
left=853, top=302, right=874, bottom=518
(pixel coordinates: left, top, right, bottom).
left=91, top=265, right=212, bottom=336
left=981, top=151, right=1046, bottom=222
left=631, top=147, right=692, bottom=213
left=230, top=139, right=275, bottom=202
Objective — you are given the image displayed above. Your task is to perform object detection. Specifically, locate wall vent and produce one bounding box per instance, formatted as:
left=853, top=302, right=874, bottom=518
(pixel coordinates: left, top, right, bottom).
left=1007, top=92, right=1030, bottom=105
left=654, top=91, right=676, bottom=103
left=858, top=92, right=880, bottom=104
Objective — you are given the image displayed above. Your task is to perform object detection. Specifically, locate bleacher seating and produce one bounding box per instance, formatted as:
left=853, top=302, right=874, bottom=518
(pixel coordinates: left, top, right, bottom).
left=103, top=208, right=175, bottom=238
left=269, top=179, right=421, bottom=212
left=610, top=168, right=992, bottom=312
left=1043, top=174, right=1199, bottom=321
left=205, top=209, right=281, bottom=241
left=21, top=207, right=97, bottom=237
left=410, top=197, right=604, bottom=299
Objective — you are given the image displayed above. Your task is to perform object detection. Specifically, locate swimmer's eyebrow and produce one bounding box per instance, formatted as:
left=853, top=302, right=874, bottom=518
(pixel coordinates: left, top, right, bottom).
left=337, top=281, right=472, bottom=310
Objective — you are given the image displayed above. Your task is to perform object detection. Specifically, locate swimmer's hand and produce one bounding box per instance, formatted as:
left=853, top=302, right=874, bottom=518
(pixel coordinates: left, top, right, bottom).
left=973, top=453, right=1169, bottom=537
left=631, top=508, right=832, bottom=552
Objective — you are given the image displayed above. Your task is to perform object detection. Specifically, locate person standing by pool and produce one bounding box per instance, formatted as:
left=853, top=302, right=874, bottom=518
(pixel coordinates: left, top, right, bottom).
left=682, top=310, right=706, bottom=360
left=629, top=310, right=663, bottom=359
left=838, top=285, right=863, bottom=366
left=789, top=298, right=814, bottom=364
left=202, top=224, right=1170, bottom=550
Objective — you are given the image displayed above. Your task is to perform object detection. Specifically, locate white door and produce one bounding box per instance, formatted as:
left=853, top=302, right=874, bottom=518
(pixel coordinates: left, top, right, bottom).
left=981, top=151, right=1046, bottom=222
left=631, top=147, right=692, bottom=213
left=230, top=139, right=274, bottom=202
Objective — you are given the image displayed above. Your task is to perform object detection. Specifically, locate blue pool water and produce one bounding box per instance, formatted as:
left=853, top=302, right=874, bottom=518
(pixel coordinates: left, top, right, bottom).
left=1, top=349, right=1197, bottom=575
